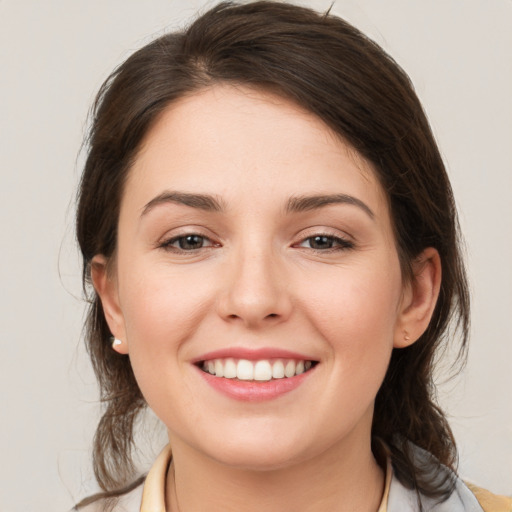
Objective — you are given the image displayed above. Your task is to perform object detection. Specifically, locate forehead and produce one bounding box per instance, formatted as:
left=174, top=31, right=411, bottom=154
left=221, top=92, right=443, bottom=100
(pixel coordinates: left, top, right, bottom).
left=125, top=85, right=386, bottom=215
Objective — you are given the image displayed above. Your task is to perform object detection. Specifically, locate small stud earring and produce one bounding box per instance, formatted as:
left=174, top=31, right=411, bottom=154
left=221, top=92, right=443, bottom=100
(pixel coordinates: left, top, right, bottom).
left=112, top=337, right=123, bottom=348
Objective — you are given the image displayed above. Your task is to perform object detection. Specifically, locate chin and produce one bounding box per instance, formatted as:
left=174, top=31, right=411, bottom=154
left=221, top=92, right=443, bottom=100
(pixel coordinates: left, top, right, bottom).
left=195, top=426, right=313, bottom=472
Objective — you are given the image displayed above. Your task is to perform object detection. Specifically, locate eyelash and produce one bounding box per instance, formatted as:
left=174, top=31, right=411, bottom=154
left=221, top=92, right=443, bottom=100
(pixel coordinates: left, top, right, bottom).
left=295, top=233, right=354, bottom=253
left=159, top=234, right=217, bottom=252
left=159, top=232, right=354, bottom=254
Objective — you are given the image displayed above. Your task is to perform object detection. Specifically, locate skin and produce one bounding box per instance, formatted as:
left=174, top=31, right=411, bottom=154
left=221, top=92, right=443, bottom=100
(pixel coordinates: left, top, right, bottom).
left=93, top=85, right=441, bottom=511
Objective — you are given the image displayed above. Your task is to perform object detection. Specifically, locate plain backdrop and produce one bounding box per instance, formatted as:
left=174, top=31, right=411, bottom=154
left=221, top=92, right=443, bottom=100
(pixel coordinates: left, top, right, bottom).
left=0, top=0, right=510, bottom=510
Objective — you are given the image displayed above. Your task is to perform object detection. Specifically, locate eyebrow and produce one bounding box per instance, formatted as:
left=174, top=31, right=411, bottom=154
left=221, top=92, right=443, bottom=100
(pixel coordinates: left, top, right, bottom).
left=286, top=194, right=374, bottom=219
left=141, top=191, right=226, bottom=216
left=141, top=190, right=374, bottom=220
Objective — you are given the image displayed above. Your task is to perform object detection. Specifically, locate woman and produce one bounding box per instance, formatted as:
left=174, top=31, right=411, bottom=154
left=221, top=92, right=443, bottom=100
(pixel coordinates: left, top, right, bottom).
left=74, top=1, right=511, bottom=511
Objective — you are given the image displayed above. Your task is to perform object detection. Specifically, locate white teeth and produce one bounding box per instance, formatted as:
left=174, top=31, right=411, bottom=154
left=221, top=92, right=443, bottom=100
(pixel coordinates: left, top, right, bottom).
left=254, top=360, right=272, bottom=381
left=237, top=359, right=254, bottom=380
left=284, top=360, right=296, bottom=378
left=214, top=359, right=224, bottom=378
left=202, top=358, right=315, bottom=380
left=272, top=360, right=285, bottom=379
left=224, top=358, right=237, bottom=379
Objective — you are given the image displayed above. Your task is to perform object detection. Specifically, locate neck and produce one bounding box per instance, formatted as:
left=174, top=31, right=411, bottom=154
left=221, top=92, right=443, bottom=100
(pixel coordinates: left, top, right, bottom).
left=165, top=425, right=385, bottom=512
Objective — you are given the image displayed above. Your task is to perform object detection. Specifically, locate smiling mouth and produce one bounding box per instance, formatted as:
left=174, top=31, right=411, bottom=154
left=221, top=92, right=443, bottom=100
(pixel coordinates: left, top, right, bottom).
left=197, top=358, right=318, bottom=381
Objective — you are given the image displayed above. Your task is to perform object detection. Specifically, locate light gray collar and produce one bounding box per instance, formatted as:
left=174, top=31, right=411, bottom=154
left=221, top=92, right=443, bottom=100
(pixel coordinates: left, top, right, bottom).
left=387, top=443, right=483, bottom=512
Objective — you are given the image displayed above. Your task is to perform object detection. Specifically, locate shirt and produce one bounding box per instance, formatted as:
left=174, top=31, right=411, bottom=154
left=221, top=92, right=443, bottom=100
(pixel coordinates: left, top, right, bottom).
left=77, top=443, right=511, bottom=512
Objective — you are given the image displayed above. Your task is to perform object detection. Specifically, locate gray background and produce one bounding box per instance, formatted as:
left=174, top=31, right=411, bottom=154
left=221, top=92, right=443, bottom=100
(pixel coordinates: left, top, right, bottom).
left=0, top=0, right=510, bottom=510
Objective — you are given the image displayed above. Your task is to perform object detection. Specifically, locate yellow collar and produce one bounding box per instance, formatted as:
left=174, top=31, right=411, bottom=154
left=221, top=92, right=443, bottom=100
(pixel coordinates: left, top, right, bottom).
left=140, top=444, right=173, bottom=512
left=140, top=444, right=393, bottom=512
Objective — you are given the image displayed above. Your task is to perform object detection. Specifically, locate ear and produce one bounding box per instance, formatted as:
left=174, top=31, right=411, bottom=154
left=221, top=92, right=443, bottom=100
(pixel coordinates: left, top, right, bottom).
left=91, top=255, right=129, bottom=355
left=394, top=247, right=442, bottom=348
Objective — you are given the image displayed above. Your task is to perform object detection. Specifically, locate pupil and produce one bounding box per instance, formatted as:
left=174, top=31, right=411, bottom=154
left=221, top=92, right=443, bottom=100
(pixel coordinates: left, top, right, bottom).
left=180, top=235, right=203, bottom=250
left=312, top=236, right=332, bottom=249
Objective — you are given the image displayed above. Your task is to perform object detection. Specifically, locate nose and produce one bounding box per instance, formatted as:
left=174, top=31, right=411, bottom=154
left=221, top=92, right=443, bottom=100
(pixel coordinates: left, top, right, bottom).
left=216, top=244, right=293, bottom=329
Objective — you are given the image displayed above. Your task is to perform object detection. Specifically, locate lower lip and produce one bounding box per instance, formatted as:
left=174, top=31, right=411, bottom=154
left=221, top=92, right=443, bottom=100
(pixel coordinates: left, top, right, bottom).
left=196, top=366, right=315, bottom=401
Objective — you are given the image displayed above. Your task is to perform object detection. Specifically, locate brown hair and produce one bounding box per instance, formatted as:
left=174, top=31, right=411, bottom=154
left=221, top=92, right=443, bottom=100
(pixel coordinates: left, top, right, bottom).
left=76, top=0, right=469, bottom=506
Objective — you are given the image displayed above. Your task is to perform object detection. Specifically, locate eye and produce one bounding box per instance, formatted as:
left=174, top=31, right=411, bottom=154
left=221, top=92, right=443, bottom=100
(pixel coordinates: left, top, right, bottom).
left=161, top=234, right=215, bottom=252
left=297, top=234, right=353, bottom=251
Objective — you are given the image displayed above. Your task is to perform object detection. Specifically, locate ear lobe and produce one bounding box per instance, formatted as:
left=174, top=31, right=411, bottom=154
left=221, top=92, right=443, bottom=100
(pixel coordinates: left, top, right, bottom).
left=91, top=255, right=129, bottom=354
left=394, top=247, right=442, bottom=349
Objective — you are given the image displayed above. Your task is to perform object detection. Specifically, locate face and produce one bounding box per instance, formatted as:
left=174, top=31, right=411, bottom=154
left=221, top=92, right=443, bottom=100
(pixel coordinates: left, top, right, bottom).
left=97, top=85, right=415, bottom=470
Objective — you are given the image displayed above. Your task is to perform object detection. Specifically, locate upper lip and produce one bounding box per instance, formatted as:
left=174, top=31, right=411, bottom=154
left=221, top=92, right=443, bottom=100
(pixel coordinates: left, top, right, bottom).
left=191, top=347, right=318, bottom=363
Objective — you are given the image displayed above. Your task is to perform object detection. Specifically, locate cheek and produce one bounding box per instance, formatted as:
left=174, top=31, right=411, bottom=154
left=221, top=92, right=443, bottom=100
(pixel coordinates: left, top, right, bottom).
left=302, top=260, right=402, bottom=376
left=118, top=273, right=207, bottom=421
left=117, top=266, right=212, bottom=384
left=120, top=260, right=210, bottom=333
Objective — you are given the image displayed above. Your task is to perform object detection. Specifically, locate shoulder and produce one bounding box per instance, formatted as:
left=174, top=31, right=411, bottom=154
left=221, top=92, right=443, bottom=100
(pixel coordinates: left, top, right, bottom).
left=388, top=442, right=511, bottom=511
left=465, top=483, right=512, bottom=512
left=72, top=482, right=143, bottom=512
left=388, top=470, right=484, bottom=511
left=389, top=475, right=512, bottom=512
